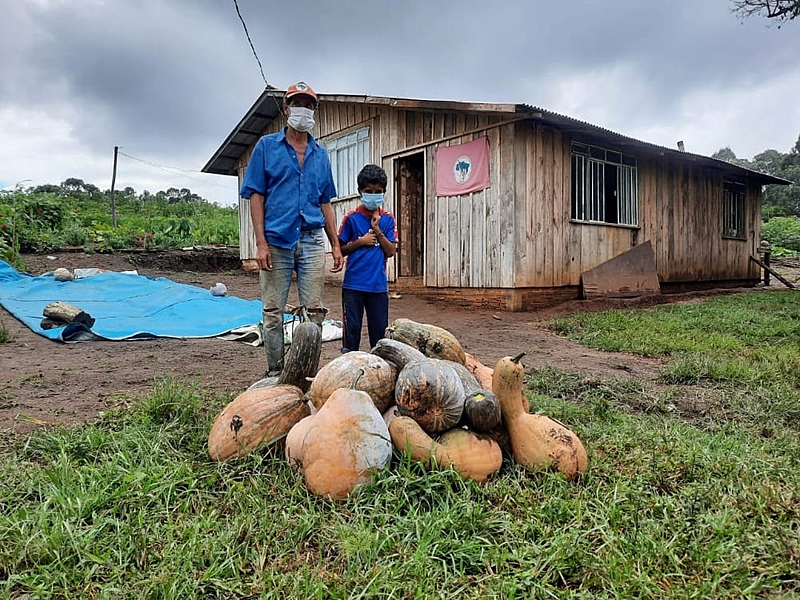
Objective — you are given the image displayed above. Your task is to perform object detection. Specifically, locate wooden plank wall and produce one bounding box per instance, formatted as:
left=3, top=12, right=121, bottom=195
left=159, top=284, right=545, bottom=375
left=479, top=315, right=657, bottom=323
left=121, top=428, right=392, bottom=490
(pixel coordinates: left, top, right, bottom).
left=637, top=158, right=761, bottom=282
left=510, top=122, right=633, bottom=287
left=370, top=107, right=519, bottom=288
left=515, top=130, right=763, bottom=287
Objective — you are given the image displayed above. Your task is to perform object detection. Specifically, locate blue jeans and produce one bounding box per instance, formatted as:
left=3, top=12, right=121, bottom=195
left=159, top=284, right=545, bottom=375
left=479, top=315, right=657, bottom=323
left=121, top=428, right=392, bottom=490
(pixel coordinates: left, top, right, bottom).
left=259, top=229, right=326, bottom=373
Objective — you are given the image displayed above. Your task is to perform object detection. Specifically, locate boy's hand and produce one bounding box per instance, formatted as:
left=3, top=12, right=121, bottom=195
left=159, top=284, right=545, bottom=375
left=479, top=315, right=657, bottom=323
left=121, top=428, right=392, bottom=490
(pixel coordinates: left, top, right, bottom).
left=370, top=213, right=381, bottom=232
left=359, top=231, right=378, bottom=246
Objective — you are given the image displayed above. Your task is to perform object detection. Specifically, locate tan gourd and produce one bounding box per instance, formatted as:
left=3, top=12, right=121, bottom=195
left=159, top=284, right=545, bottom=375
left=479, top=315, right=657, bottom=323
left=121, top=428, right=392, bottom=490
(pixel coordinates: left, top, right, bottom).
left=208, top=384, right=308, bottom=461
left=493, top=353, right=588, bottom=480
left=385, top=318, right=466, bottom=364
left=285, top=370, right=392, bottom=498
left=388, top=416, right=502, bottom=483
left=464, top=352, right=494, bottom=390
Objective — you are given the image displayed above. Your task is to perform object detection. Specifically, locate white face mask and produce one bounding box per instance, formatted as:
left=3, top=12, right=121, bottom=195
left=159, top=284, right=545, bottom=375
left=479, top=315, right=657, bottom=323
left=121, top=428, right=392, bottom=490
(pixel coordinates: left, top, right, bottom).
left=287, top=106, right=315, bottom=133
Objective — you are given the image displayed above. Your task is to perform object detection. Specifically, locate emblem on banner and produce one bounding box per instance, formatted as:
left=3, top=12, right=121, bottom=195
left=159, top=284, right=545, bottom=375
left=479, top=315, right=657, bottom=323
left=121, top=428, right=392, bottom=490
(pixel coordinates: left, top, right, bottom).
left=453, top=156, right=472, bottom=184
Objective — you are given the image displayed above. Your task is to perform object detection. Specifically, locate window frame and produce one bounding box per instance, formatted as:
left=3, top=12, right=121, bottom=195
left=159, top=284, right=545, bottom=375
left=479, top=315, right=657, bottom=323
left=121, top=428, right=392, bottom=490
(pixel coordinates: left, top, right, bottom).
left=571, top=142, right=639, bottom=227
left=322, top=126, right=370, bottom=201
left=722, top=181, right=747, bottom=240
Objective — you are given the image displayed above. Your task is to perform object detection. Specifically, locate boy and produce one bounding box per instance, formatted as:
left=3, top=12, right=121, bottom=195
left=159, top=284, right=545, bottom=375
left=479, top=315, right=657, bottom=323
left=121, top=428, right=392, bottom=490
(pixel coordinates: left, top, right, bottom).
left=337, top=164, right=397, bottom=352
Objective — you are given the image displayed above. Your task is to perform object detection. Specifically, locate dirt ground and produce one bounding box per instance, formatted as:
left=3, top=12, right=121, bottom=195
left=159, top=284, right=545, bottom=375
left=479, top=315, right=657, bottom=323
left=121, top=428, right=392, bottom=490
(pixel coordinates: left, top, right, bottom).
left=2, top=249, right=797, bottom=437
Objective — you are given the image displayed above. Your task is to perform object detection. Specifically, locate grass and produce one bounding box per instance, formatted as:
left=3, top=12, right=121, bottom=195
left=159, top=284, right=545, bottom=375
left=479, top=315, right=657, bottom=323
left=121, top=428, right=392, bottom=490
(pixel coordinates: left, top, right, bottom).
left=0, top=319, right=10, bottom=343
left=1, top=294, right=800, bottom=598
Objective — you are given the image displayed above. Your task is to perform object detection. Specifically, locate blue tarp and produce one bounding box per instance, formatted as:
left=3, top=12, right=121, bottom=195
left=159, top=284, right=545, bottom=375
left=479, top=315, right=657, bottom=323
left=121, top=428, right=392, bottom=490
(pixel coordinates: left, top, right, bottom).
left=0, top=260, right=264, bottom=342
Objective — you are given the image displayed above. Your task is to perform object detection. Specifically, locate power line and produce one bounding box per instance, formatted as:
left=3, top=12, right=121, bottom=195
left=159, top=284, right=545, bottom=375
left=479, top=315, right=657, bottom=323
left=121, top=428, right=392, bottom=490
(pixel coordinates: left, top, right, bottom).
left=232, top=0, right=269, bottom=89
left=117, top=150, right=233, bottom=190
left=231, top=0, right=284, bottom=116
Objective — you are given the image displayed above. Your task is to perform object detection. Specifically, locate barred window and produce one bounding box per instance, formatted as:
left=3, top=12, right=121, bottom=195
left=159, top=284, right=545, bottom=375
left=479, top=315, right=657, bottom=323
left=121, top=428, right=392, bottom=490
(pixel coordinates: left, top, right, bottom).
left=723, top=181, right=746, bottom=239
left=323, top=127, right=370, bottom=199
left=571, top=142, right=638, bottom=226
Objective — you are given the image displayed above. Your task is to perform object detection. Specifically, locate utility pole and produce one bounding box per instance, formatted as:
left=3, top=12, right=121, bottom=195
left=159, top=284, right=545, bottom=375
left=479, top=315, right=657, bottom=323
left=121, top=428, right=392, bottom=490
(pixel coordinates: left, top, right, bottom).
left=110, top=145, right=119, bottom=228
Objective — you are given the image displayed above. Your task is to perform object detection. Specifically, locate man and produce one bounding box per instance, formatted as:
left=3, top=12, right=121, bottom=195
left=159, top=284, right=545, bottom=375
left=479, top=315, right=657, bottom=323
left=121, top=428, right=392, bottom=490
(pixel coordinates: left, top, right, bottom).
left=240, top=81, right=343, bottom=376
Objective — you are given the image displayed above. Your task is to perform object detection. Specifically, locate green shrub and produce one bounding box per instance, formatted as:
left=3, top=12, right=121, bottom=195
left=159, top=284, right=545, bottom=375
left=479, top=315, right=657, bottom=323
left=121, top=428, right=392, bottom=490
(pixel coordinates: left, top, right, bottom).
left=762, top=216, right=800, bottom=252
left=0, top=319, right=10, bottom=343
left=58, top=225, right=89, bottom=247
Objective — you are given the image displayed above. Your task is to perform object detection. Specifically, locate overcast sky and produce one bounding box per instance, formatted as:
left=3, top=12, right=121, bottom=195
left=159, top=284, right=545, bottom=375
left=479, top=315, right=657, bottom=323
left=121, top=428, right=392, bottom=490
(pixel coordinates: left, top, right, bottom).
left=1, top=0, right=798, bottom=205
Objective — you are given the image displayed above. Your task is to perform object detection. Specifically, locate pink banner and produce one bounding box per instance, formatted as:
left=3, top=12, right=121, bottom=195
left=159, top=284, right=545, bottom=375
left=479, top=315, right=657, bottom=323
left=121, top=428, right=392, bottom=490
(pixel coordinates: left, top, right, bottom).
left=435, top=136, right=491, bottom=197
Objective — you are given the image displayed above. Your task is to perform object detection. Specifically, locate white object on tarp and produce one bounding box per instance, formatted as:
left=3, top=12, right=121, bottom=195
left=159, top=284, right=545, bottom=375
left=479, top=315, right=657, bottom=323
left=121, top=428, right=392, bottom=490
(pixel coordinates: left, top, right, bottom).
left=73, top=268, right=138, bottom=278
left=209, top=282, right=227, bottom=296
left=53, top=268, right=74, bottom=282
left=218, top=319, right=343, bottom=346
left=73, top=268, right=106, bottom=278
left=286, top=318, right=343, bottom=344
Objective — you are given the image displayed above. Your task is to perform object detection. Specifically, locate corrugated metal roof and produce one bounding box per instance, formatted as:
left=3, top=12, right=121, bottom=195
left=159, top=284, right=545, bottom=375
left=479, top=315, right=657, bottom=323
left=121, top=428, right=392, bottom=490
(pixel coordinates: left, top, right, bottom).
left=513, top=103, right=791, bottom=186
left=202, top=90, right=791, bottom=186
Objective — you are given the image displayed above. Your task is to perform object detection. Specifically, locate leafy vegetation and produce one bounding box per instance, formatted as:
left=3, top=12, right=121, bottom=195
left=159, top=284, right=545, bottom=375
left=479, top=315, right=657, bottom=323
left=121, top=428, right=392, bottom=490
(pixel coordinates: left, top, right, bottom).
left=0, top=178, right=238, bottom=269
left=761, top=216, right=800, bottom=254
left=550, top=291, right=800, bottom=431
left=2, top=294, right=799, bottom=598
left=0, top=319, right=10, bottom=343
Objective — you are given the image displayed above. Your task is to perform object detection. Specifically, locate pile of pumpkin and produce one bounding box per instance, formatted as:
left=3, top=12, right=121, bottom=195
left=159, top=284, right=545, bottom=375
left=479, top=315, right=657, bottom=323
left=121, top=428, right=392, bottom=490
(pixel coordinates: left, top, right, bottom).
left=208, top=318, right=588, bottom=498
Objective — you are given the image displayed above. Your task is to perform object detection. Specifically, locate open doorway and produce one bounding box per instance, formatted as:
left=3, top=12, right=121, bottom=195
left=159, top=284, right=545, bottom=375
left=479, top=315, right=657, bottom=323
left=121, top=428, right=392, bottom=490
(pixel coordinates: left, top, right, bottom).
left=395, top=153, right=425, bottom=278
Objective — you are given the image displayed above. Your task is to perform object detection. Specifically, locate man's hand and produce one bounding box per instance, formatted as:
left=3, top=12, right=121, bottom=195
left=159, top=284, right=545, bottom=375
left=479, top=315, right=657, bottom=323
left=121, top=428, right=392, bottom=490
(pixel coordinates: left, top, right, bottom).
left=330, top=245, right=343, bottom=272
left=256, top=244, right=272, bottom=271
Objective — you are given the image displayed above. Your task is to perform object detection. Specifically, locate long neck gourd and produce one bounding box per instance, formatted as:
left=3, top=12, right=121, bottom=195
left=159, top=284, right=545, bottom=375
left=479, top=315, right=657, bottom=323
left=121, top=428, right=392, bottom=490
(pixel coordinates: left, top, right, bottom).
left=493, top=354, right=588, bottom=481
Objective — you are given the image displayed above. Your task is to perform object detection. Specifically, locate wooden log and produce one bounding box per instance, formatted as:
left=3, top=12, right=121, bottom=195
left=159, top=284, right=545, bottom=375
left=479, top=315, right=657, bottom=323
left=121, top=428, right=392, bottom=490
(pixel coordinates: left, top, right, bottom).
left=749, top=256, right=796, bottom=290
left=42, top=302, right=96, bottom=327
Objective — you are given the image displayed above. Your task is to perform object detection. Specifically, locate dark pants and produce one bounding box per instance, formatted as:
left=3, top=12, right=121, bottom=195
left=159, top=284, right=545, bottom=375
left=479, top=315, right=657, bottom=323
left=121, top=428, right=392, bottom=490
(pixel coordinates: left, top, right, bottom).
left=341, top=288, right=389, bottom=352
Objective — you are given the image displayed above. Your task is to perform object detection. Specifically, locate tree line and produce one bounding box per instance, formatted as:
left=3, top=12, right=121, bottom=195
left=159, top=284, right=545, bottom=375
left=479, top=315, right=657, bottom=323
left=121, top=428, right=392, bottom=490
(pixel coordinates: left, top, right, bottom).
left=26, top=178, right=212, bottom=206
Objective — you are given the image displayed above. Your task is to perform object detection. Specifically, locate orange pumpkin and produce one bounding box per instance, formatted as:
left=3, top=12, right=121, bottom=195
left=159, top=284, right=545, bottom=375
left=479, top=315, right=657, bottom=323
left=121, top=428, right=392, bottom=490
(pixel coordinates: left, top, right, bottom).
left=388, top=416, right=502, bottom=483
left=306, top=351, right=397, bottom=412
left=286, top=382, right=392, bottom=498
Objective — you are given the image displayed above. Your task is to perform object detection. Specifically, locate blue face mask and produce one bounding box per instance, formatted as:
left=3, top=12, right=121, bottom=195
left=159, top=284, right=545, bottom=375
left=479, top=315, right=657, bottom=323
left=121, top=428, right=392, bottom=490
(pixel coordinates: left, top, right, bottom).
left=361, top=192, right=384, bottom=211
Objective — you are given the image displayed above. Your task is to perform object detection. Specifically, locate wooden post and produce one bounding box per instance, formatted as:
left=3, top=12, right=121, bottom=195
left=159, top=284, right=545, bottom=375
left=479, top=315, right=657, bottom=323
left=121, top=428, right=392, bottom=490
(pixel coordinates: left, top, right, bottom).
left=758, top=241, right=771, bottom=286
left=110, top=145, right=118, bottom=228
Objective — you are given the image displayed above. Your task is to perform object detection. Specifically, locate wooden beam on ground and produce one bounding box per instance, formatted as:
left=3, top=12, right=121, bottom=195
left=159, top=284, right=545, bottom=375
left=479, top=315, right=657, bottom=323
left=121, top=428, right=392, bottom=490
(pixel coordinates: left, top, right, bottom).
left=749, top=256, right=797, bottom=289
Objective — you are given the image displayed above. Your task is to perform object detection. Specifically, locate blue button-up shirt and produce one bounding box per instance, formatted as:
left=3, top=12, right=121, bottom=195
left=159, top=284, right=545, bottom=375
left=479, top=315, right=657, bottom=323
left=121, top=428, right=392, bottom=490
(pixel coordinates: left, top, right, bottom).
left=239, top=129, right=337, bottom=249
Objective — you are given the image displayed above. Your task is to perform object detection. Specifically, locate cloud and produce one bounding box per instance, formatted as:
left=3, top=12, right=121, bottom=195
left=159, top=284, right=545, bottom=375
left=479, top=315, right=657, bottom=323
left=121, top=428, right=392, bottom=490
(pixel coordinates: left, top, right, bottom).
left=0, top=0, right=798, bottom=204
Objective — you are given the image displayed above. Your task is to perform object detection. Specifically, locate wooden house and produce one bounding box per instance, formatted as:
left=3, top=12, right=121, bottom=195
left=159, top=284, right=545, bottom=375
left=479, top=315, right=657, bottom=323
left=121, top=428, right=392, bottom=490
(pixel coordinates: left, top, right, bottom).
left=203, top=90, right=788, bottom=310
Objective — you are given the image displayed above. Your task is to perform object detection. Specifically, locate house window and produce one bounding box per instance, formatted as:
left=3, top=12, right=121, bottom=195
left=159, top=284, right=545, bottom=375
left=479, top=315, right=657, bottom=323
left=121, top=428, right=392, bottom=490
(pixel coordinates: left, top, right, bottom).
left=723, top=181, right=746, bottom=239
left=323, top=127, right=370, bottom=199
left=571, top=142, right=638, bottom=226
